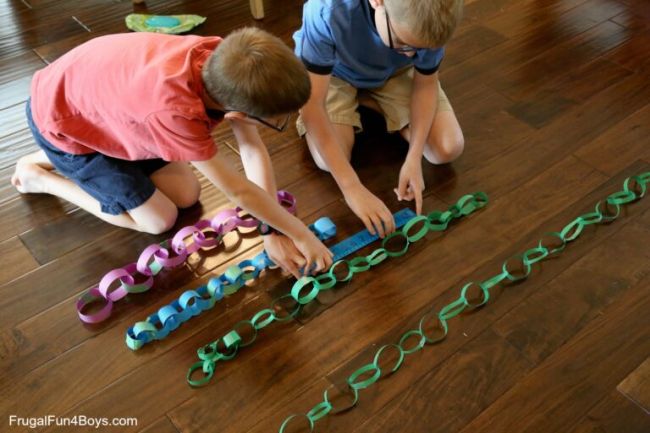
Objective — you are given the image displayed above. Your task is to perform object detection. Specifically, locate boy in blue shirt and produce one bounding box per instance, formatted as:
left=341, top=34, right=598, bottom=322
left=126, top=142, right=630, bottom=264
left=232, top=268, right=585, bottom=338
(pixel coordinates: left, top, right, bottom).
left=294, top=0, right=464, bottom=236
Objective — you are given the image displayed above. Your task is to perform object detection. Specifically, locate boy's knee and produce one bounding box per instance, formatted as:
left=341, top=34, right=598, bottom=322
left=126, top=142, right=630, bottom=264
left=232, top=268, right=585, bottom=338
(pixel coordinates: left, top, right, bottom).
left=306, top=138, right=352, bottom=173
left=312, top=153, right=332, bottom=172
left=136, top=206, right=178, bottom=235
left=306, top=138, right=333, bottom=172
left=175, top=178, right=201, bottom=209
left=424, top=133, right=464, bottom=165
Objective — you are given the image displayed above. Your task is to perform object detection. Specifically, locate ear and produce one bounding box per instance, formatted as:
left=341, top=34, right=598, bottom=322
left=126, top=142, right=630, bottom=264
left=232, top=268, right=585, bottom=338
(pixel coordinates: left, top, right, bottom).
left=224, top=111, right=247, bottom=121
left=368, top=0, right=383, bottom=10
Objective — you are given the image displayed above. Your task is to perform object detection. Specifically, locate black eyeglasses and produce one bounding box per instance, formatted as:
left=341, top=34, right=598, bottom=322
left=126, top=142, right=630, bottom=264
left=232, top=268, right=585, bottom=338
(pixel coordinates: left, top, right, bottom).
left=384, top=9, right=418, bottom=54
left=224, top=110, right=291, bottom=132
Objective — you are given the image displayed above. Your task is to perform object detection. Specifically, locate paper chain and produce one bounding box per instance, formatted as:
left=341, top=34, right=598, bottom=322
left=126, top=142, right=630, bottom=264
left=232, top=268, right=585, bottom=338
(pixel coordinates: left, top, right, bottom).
left=76, top=191, right=297, bottom=324
left=186, top=191, right=489, bottom=387
left=125, top=217, right=338, bottom=350
left=278, top=172, right=650, bottom=432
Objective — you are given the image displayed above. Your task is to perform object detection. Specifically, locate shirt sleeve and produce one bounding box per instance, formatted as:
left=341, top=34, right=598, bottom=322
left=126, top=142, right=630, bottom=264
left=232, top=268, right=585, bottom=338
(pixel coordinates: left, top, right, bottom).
left=146, top=110, right=217, bottom=161
left=294, top=1, right=336, bottom=75
left=414, top=47, right=445, bottom=75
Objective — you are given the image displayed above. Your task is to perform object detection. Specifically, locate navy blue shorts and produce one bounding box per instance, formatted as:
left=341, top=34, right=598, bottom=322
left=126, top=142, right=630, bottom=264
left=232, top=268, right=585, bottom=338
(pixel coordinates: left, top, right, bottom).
left=26, top=99, right=168, bottom=215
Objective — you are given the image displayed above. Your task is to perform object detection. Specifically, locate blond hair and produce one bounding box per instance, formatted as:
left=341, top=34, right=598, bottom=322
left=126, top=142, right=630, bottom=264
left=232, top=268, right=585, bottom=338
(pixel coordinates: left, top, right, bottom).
left=385, top=0, right=463, bottom=47
left=202, top=27, right=311, bottom=118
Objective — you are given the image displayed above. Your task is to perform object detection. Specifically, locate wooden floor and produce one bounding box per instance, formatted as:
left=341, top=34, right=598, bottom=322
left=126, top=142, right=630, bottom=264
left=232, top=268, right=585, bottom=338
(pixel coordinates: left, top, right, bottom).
left=1, top=0, right=649, bottom=432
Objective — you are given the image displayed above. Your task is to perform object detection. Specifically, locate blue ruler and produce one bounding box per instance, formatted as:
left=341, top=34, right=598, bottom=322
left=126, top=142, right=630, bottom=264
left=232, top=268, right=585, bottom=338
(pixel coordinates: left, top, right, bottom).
left=330, top=208, right=416, bottom=261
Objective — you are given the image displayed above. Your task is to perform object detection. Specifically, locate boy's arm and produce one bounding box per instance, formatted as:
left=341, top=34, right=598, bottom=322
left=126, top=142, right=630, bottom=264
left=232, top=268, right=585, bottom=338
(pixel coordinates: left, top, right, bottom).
left=396, top=70, right=440, bottom=214
left=191, top=154, right=333, bottom=274
left=228, top=119, right=308, bottom=277
left=229, top=119, right=277, bottom=195
left=300, top=72, right=395, bottom=237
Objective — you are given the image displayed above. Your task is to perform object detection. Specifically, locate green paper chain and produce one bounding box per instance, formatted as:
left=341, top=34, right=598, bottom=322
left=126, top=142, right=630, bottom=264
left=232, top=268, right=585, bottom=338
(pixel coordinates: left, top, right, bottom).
left=279, top=172, right=650, bottom=432
left=187, top=192, right=489, bottom=387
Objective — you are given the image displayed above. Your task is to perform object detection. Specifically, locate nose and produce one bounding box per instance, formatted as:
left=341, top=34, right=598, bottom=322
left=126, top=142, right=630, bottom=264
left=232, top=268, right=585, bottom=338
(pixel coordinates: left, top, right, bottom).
left=402, top=51, right=416, bottom=58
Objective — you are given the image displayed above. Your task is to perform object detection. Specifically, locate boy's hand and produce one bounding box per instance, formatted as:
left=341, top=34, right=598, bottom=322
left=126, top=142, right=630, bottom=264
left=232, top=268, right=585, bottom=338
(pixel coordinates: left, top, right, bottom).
left=293, top=230, right=334, bottom=276
left=343, top=183, right=396, bottom=238
left=263, top=234, right=307, bottom=279
left=395, top=156, right=424, bottom=215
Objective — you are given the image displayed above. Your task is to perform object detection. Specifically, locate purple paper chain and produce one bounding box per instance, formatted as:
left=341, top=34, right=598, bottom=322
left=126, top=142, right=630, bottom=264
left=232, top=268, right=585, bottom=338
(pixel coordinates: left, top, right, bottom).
left=77, top=191, right=296, bottom=323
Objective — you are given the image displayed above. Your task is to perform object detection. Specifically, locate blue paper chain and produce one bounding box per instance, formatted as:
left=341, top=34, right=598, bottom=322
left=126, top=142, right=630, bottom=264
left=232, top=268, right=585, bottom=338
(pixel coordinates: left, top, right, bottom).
left=125, top=218, right=337, bottom=350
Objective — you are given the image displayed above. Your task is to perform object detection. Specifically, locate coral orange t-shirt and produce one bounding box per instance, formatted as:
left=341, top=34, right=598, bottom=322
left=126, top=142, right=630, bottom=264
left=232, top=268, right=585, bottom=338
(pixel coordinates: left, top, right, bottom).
left=30, top=33, right=222, bottom=162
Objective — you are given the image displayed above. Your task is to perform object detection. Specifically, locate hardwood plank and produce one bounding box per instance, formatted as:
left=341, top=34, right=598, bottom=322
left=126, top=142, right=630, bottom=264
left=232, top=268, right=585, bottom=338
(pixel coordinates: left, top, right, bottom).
left=570, top=391, right=650, bottom=433
left=615, top=0, right=650, bottom=21
left=0, top=49, right=44, bottom=86
left=138, top=416, right=180, bottom=433
left=574, top=105, right=650, bottom=176
left=434, top=72, right=650, bottom=204
left=542, top=57, right=633, bottom=103
left=502, top=36, right=634, bottom=128
left=0, top=236, right=38, bottom=286
left=0, top=103, right=28, bottom=139
left=493, top=20, right=630, bottom=102
left=0, top=166, right=20, bottom=204
left=444, top=0, right=625, bottom=95
left=507, top=58, right=631, bottom=128
left=484, top=0, right=622, bottom=39
left=492, top=214, right=650, bottom=364
left=603, top=28, right=650, bottom=72
left=355, top=331, right=531, bottom=433
left=457, top=278, right=650, bottom=433
left=0, top=8, right=89, bottom=58
left=0, top=0, right=30, bottom=20
left=0, top=129, right=38, bottom=171
left=610, top=9, right=650, bottom=31
left=505, top=92, right=576, bottom=129
left=444, top=24, right=509, bottom=69
left=0, top=194, right=77, bottom=243
left=0, top=75, right=32, bottom=111
left=425, top=83, right=535, bottom=194
left=461, top=0, right=556, bottom=29
left=617, top=357, right=650, bottom=412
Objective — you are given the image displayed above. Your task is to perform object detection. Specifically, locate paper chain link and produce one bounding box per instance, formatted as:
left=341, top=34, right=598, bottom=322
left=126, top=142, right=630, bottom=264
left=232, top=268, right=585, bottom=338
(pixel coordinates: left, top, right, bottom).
left=186, top=191, right=489, bottom=387
left=76, top=191, right=297, bottom=324
left=125, top=218, right=338, bottom=350
left=278, top=172, right=650, bottom=433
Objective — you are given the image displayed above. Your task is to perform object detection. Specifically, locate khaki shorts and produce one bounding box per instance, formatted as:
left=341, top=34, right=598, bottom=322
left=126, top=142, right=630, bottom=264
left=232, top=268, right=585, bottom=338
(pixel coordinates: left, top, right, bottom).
left=297, top=67, right=452, bottom=135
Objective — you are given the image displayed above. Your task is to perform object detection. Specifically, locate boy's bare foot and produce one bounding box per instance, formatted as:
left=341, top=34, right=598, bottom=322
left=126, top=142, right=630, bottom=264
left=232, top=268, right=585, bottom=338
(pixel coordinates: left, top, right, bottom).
left=11, top=152, right=56, bottom=194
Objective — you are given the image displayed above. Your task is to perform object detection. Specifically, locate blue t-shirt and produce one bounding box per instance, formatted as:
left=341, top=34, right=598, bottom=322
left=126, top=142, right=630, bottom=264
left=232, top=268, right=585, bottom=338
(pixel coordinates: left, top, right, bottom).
left=293, top=0, right=444, bottom=89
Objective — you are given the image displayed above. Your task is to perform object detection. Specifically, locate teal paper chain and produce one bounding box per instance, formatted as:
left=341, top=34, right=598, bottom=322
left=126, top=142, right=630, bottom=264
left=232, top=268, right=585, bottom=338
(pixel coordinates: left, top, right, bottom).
left=187, top=192, right=489, bottom=387
left=278, top=172, right=650, bottom=432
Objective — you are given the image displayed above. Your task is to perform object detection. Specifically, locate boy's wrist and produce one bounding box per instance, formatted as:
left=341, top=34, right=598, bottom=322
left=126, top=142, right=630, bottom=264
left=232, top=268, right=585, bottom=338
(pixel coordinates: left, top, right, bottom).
left=337, top=173, right=363, bottom=193
left=406, top=146, right=424, bottom=162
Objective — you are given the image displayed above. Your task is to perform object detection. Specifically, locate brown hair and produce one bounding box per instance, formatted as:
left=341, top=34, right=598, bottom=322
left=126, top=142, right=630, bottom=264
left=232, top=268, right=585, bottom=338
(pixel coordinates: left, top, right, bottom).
left=385, top=0, right=463, bottom=47
left=202, top=27, right=311, bottom=118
